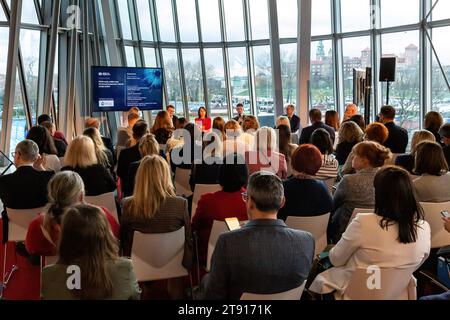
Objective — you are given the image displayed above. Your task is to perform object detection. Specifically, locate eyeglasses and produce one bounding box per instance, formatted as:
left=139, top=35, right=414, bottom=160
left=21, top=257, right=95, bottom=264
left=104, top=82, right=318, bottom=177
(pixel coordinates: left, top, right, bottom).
left=11, top=151, right=17, bottom=158
left=241, top=192, right=249, bottom=202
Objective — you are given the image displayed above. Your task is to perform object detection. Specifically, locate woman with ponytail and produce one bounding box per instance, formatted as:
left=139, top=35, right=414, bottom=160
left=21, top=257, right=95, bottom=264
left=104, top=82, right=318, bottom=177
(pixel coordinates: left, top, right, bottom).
left=25, top=171, right=119, bottom=256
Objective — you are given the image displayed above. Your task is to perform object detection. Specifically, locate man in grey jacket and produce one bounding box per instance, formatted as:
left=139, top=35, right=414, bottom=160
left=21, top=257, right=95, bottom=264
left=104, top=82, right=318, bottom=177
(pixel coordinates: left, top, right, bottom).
left=199, top=172, right=315, bottom=300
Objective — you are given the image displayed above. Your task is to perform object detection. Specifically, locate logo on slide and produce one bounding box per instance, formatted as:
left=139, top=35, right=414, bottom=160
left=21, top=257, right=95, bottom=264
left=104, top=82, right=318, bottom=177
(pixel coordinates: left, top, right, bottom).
left=99, top=99, right=114, bottom=107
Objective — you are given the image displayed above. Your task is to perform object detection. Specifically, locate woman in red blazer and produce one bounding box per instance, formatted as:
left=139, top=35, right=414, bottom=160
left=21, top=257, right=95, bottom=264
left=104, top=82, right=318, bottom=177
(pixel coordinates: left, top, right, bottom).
left=25, top=171, right=119, bottom=257
left=195, top=106, right=212, bottom=132
left=192, top=154, right=248, bottom=268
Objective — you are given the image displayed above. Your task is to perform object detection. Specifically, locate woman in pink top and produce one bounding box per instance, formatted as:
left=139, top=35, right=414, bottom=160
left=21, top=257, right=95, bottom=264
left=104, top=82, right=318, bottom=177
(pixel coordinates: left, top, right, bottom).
left=245, top=126, right=288, bottom=179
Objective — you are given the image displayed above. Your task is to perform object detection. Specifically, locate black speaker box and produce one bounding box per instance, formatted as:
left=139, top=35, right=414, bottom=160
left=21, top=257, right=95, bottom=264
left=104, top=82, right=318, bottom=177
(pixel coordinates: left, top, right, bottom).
left=379, top=57, right=396, bottom=82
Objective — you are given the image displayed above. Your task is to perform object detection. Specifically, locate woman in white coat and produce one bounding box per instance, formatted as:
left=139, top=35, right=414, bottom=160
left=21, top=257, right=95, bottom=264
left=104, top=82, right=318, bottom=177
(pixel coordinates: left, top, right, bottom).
left=310, top=166, right=431, bottom=299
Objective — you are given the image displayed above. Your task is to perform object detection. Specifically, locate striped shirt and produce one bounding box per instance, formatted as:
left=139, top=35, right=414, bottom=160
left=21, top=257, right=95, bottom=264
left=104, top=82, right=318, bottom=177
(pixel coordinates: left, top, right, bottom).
left=316, top=154, right=339, bottom=180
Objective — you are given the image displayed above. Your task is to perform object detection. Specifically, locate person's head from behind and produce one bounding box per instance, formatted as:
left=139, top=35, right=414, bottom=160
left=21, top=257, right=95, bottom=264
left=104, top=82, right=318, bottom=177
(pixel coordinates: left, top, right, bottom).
left=285, top=104, right=295, bottom=117
left=374, top=166, right=424, bottom=244
left=37, top=114, right=52, bottom=125
left=242, top=115, right=259, bottom=133
left=344, top=103, right=358, bottom=121
left=26, top=125, right=57, bottom=155
left=379, top=105, right=396, bottom=123
left=236, top=103, right=244, bottom=116
left=351, top=141, right=392, bottom=171
left=58, top=204, right=118, bottom=299
left=166, top=105, right=175, bottom=118
left=424, top=111, right=443, bottom=134
left=129, top=107, right=140, bottom=115
left=325, top=110, right=340, bottom=131
left=311, top=128, right=333, bottom=155
left=176, top=117, right=187, bottom=129
left=65, top=136, right=98, bottom=168
left=131, top=155, right=175, bottom=219
left=414, top=141, right=448, bottom=176
left=41, top=121, right=56, bottom=136
left=338, top=121, right=364, bottom=144
left=291, top=144, right=322, bottom=176
left=365, top=122, right=389, bottom=144
left=85, top=117, right=100, bottom=130
left=276, top=116, right=291, bottom=132
left=213, top=117, right=226, bottom=139
left=439, top=123, right=450, bottom=146
left=349, top=114, right=365, bottom=132
left=83, top=127, right=106, bottom=150
left=219, top=154, right=248, bottom=193
left=127, top=112, right=140, bottom=128
left=153, top=110, right=173, bottom=132
left=14, top=139, right=39, bottom=167
left=254, top=126, right=277, bottom=153
left=224, top=119, right=241, bottom=138
left=246, top=172, right=285, bottom=219
left=45, top=171, right=85, bottom=227
left=138, top=134, right=159, bottom=157
left=132, top=119, right=149, bottom=141
left=410, top=130, right=435, bottom=154
left=309, top=109, right=322, bottom=124
left=198, top=106, right=207, bottom=119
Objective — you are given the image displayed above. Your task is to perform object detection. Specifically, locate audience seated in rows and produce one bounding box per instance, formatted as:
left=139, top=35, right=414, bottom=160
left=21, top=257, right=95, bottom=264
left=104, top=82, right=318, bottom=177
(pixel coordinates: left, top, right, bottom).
left=379, top=105, right=408, bottom=153
left=310, top=128, right=339, bottom=180
left=424, top=111, right=444, bottom=147
left=62, top=136, right=116, bottom=196
left=245, top=127, right=287, bottom=179
left=277, top=144, right=333, bottom=221
left=83, top=127, right=115, bottom=176
left=310, top=166, right=431, bottom=300
left=25, top=171, right=119, bottom=257
left=41, top=204, right=141, bottom=300
left=41, top=121, right=67, bottom=158
left=85, top=117, right=115, bottom=160
left=395, top=130, right=435, bottom=174
left=335, top=121, right=364, bottom=165
left=439, top=123, right=450, bottom=167
left=412, top=141, right=450, bottom=202
left=120, top=155, right=192, bottom=299
left=341, top=122, right=389, bottom=176
left=299, top=109, right=335, bottom=145
left=26, top=125, right=61, bottom=172
left=330, top=141, right=391, bottom=242
left=192, top=154, right=248, bottom=267
left=198, top=172, right=315, bottom=299
left=0, top=140, right=54, bottom=242
left=277, top=124, right=298, bottom=177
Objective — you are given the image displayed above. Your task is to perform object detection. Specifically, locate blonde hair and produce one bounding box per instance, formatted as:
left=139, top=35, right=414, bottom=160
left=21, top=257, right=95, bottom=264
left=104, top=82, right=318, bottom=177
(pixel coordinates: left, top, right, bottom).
left=254, top=127, right=277, bottom=152
left=151, top=110, right=173, bottom=133
left=64, top=136, right=98, bottom=168
left=353, top=141, right=392, bottom=168
left=410, top=130, right=436, bottom=154
left=83, top=127, right=110, bottom=168
left=129, top=155, right=175, bottom=219
left=338, top=121, right=364, bottom=144
left=276, top=116, right=291, bottom=131
left=138, top=134, right=159, bottom=157
left=224, top=119, right=241, bottom=138
left=242, top=115, right=259, bottom=132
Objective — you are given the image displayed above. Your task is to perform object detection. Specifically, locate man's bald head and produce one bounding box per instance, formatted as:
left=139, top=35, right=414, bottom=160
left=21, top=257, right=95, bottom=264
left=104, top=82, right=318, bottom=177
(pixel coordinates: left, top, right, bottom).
left=344, top=103, right=358, bottom=121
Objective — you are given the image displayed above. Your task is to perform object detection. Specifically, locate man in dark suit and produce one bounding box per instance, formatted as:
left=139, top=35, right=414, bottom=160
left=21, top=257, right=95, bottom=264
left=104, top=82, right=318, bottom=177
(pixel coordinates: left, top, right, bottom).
left=284, top=103, right=301, bottom=133
left=0, top=140, right=55, bottom=243
left=232, top=103, right=246, bottom=126
left=85, top=117, right=115, bottom=162
left=117, top=120, right=149, bottom=189
left=198, top=172, right=315, bottom=300
left=167, top=104, right=178, bottom=128
left=379, top=105, right=408, bottom=154
left=439, top=123, right=450, bottom=167
left=299, top=109, right=335, bottom=145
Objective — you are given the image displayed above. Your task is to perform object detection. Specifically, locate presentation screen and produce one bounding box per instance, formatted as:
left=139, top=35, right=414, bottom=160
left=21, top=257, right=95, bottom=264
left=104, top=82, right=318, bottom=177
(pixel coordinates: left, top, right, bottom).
left=91, top=66, right=163, bottom=112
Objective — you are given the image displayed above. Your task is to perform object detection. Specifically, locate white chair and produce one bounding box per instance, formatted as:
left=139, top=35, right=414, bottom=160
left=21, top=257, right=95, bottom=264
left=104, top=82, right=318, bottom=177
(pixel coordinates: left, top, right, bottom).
left=240, top=281, right=306, bottom=300
left=85, top=192, right=118, bottom=223
left=174, top=168, right=193, bottom=197
left=131, top=227, right=188, bottom=282
left=419, top=201, right=450, bottom=249
left=191, top=184, right=222, bottom=221
left=206, top=220, right=229, bottom=272
left=347, top=208, right=375, bottom=226
left=343, top=267, right=417, bottom=300
left=286, top=213, right=330, bottom=256
left=2, top=207, right=45, bottom=289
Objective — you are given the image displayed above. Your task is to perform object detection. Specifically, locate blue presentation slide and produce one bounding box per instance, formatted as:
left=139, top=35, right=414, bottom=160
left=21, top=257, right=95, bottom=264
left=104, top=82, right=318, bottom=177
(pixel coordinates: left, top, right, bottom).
left=92, top=66, right=163, bottom=112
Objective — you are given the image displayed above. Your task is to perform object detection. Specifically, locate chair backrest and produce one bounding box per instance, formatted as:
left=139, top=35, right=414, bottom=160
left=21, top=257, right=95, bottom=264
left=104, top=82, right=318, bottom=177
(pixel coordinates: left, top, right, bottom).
left=85, top=192, right=118, bottom=223
left=344, top=267, right=417, bottom=300
left=131, top=227, right=188, bottom=282
left=285, top=213, right=330, bottom=256
left=419, top=201, right=450, bottom=248
left=174, top=168, right=193, bottom=197
left=240, top=281, right=306, bottom=300
left=6, top=207, right=46, bottom=242
left=348, top=208, right=375, bottom=226
left=206, top=220, right=229, bottom=272
left=191, top=184, right=222, bottom=220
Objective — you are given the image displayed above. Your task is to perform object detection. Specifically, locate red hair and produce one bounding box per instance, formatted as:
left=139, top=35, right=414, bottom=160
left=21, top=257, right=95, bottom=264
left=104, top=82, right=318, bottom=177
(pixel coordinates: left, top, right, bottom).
left=291, top=144, right=322, bottom=175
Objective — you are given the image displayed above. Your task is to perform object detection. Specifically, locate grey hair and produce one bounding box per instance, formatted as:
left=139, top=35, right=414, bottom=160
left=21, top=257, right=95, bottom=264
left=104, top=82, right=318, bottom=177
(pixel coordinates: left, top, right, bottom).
left=16, top=139, right=39, bottom=162
left=247, top=172, right=284, bottom=212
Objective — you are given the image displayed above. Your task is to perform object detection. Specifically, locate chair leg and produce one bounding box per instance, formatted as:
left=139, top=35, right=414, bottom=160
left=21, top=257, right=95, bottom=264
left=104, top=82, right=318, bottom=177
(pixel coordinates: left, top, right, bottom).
left=2, top=243, right=6, bottom=285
